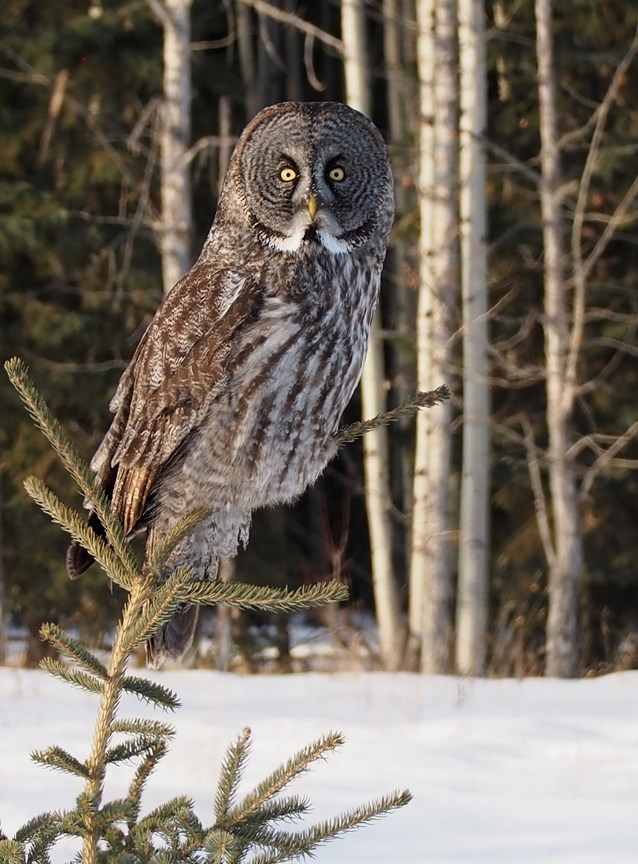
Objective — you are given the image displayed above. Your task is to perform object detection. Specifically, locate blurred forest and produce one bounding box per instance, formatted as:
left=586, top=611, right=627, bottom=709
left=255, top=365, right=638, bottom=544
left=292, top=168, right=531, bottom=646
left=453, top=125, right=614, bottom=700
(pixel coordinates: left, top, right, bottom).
left=1, top=0, right=637, bottom=675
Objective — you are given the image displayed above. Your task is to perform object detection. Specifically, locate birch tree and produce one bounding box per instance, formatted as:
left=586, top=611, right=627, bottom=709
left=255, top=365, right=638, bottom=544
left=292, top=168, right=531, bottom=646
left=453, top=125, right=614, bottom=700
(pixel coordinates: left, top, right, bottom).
left=455, top=0, right=490, bottom=676
left=535, top=0, right=582, bottom=677
left=411, top=0, right=458, bottom=673
left=533, top=5, right=638, bottom=676
left=408, top=0, right=435, bottom=668
left=148, top=0, right=194, bottom=295
left=342, top=0, right=405, bottom=670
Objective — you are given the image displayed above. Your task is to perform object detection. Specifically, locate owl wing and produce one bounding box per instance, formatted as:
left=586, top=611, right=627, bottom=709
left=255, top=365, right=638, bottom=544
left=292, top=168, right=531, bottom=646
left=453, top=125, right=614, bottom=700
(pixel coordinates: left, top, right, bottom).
left=92, top=262, right=261, bottom=535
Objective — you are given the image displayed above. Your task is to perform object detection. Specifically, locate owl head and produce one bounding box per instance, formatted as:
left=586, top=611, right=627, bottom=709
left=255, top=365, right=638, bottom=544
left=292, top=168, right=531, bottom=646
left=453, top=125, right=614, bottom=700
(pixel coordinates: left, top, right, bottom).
left=221, top=102, right=394, bottom=256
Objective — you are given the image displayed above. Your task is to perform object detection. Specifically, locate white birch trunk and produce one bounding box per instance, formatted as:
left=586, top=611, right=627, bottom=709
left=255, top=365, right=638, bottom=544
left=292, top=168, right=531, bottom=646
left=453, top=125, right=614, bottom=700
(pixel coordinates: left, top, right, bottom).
left=411, top=0, right=458, bottom=673
left=409, top=0, right=436, bottom=666
left=382, top=0, right=408, bottom=145
left=455, top=0, right=490, bottom=676
left=493, top=0, right=511, bottom=102
left=342, top=0, right=404, bottom=670
left=341, top=0, right=370, bottom=115
left=154, top=0, right=193, bottom=295
left=535, top=0, right=582, bottom=677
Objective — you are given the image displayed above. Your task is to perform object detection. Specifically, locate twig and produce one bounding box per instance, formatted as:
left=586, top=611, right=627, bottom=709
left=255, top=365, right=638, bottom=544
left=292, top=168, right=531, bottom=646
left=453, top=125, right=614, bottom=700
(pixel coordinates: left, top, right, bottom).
left=581, top=419, right=638, bottom=496
left=567, top=25, right=638, bottom=406
left=335, top=386, right=451, bottom=447
left=235, top=0, right=344, bottom=54
left=520, top=414, right=556, bottom=569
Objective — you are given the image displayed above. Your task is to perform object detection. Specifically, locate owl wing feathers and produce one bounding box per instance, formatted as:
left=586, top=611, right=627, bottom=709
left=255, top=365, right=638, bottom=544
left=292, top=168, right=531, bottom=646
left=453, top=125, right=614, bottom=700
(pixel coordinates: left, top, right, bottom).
left=89, top=263, right=263, bottom=538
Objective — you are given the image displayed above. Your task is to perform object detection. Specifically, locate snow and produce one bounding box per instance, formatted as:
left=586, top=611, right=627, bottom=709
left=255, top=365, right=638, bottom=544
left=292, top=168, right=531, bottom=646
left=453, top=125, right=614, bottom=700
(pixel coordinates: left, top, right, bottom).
left=1, top=669, right=637, bottom=862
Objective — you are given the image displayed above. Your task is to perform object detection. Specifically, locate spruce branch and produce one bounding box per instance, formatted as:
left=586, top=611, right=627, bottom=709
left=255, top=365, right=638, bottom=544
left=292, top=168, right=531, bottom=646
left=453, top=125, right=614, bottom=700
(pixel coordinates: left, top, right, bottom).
left=98, top=800, right=133, bottom=824
left=12, top=813, right=59, bottom=844
left=206, top=730, right=412, bottom=864
left=336, top=384, right=451, bottom=447
left=239, top=789, right=413, bottom=864
left=31, top=746, right=89, bottom=779
left=285, top=787, right=413, bottom=853
left=123, top=578, right=349, bottom=656
left=10, top=809, right=67, bottom=864
left=4, top=356, right=138, bottom=579
left=215, top=728, right=253, bottom=824
left=40, top=623, right=109, bottom=680
left=22, top=476, right=136, bottom=591
left=39, top=657, right=105, bottom=696
left=236, top=795, right=310, bottom=828
left=135, top=797, right=196, bottom=836
left=0, top=839, right=25, bottom=864
left=147, top=507, right=212, bottom=573
left=120, top=675, right=181, bottom=711
left=104, top=736, right=160, bottom=766
left=120, top=566, right=196, bottom=654
left=227, top=731, right=344, bottom=825
left=110, top=718, right=176, bottom=740
left=183, top=579, right=350, bottom=613
left=126, top=740, right=169, bottom=827
left=203, top=827, right=242, bottom=862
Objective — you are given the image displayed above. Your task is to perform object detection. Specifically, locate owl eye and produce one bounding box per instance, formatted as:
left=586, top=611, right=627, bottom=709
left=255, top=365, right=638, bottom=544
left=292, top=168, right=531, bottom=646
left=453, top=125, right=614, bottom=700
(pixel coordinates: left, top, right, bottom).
left=279, top=166, right=298, bottom=182
left=327, top=166, right=346, bottom=182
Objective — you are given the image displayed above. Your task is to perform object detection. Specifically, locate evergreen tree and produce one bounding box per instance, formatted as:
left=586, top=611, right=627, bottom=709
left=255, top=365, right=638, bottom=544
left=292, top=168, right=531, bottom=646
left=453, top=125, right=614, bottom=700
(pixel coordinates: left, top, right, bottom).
left=0, top=358, right=411, bottom=863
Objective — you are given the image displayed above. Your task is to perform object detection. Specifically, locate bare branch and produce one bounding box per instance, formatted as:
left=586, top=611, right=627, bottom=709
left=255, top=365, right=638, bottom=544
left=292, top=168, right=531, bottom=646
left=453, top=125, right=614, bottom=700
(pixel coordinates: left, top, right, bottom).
left=336, top=387, right=451, bottom=448
left=587, top=336, right=638, bottom=360
left=145, top=0, right=171, bottom=27
left=581, top=419, right=638, bottom=496
left=304, top=34, right=325, bottom=92
left=235, top=0, right=344, bottom=55
left=483, top=136, right=541, bottom=187
left=567, top=25, right=638, bottom=404
left=183, top=134, right=239, bottom=167
left=520, top=414, right=556, bottom=569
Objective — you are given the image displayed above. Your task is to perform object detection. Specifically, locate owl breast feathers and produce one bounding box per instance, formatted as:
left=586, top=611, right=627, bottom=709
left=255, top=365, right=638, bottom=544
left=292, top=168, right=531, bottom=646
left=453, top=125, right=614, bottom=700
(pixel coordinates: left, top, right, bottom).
left=66, top=101, right=395, bottom=667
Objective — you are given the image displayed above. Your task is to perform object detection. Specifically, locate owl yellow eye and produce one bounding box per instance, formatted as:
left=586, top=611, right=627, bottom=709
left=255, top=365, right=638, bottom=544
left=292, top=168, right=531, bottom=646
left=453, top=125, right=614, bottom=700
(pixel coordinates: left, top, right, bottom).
left=328, top=166, right=346, bottom=182
left=279, top=166, right=298, bottom=182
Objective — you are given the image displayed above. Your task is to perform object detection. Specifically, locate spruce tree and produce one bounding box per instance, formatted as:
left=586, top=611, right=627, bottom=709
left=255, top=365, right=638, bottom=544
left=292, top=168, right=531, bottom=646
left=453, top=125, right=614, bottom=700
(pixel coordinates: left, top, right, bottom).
left=0, top=357, right=412, bottom=864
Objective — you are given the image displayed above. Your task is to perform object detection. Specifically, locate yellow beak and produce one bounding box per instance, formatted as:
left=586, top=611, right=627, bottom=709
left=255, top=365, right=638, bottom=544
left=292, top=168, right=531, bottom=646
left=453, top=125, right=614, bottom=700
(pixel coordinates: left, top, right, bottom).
left=307, top=194, right=318, bottom=220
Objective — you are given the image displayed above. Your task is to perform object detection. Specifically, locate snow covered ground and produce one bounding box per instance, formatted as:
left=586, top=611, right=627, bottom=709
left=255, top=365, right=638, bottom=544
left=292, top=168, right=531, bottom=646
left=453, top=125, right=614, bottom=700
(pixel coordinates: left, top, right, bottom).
left=1, top=668, right=637, bottom=863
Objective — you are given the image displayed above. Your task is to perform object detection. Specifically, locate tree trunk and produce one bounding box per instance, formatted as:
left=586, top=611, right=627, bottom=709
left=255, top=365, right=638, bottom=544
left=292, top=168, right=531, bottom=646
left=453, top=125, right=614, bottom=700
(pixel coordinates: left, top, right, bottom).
left=341, top=0, right=371, bottom=115
left=492, top=0, right=511, bottom=102
left=408, top=0, right=435, bottom=668
left=455, top=0, right=490, bottom=676
left=153, top=0, right=194, bottom=295
left=535, top=0, right=582, bottom=677
left=383, top=0, right=418, bottom=591
left=342, top=0, right=405, bottom=670
left=411, top=0, right=458, bottom=674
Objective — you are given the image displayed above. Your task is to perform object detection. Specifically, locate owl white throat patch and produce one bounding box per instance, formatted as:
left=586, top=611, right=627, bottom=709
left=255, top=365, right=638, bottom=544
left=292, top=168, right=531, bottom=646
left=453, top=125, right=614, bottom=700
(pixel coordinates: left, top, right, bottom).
left=266, top=210, right=351, bottom=255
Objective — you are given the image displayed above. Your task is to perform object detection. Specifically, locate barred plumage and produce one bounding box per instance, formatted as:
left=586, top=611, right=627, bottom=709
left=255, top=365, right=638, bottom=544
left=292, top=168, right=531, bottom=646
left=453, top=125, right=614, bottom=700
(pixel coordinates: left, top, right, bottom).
left=66, top=102, right=394, bottom=667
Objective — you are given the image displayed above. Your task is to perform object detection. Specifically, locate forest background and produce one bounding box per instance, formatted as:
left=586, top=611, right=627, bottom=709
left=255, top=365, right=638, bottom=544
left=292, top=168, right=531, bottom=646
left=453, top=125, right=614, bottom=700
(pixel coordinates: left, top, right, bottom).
left=1, top=0, right=637, bottom=678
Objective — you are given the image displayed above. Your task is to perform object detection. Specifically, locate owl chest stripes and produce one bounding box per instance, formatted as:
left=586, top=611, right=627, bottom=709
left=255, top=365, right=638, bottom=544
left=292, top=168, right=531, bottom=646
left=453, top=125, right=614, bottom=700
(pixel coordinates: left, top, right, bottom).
left=161, top=272, right=372, bottom=510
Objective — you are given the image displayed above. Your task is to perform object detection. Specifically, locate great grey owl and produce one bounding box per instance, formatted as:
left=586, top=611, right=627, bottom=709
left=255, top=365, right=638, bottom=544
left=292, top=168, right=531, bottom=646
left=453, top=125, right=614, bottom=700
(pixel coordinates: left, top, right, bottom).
left=66, top=101, right=395, bottom=668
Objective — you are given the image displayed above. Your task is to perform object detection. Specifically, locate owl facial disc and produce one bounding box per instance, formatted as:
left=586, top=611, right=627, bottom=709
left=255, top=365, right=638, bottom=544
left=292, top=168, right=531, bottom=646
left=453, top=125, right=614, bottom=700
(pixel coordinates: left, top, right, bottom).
left=230, top=101, right=393, bottom=258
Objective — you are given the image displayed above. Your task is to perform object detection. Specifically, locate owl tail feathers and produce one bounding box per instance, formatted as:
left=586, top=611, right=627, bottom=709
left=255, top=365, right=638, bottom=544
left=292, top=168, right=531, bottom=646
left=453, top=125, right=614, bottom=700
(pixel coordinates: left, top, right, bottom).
left=146, top=604, right=200, bottom=669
